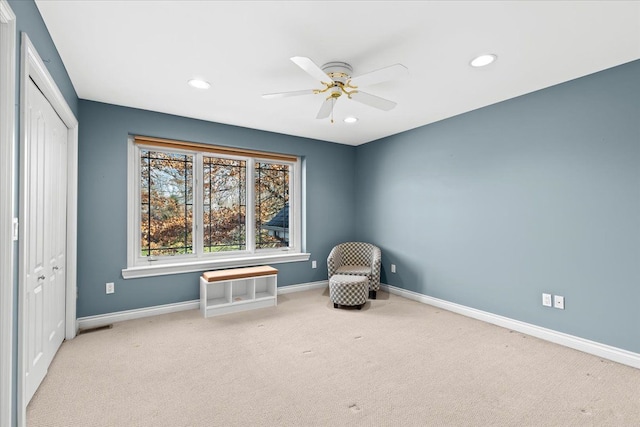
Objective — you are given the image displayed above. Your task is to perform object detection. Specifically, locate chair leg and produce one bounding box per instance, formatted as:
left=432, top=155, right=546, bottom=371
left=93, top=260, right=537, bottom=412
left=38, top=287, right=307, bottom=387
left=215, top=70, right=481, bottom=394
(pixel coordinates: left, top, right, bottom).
left=369, top=290, right=377, bottom=300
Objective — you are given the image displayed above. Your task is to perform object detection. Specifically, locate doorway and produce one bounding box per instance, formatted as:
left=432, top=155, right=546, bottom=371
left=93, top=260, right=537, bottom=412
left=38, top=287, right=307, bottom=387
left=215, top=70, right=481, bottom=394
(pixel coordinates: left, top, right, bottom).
left=18, top=34, right=78, bottom=425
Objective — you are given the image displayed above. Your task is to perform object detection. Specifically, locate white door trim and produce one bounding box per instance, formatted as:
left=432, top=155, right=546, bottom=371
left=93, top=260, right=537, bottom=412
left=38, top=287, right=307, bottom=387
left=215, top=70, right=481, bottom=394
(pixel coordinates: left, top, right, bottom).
left=18, top=33, right=78, bottom=426
left=0, top=2, right=16, bottom=425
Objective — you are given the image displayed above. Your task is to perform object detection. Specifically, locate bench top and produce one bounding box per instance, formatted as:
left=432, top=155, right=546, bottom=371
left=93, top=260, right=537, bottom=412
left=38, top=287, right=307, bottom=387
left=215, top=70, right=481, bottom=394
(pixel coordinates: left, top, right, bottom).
left=202, top=266, right=278, bottom=282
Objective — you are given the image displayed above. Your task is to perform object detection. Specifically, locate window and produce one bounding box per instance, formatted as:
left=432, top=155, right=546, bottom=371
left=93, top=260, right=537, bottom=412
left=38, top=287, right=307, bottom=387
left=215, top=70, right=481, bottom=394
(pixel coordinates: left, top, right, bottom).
left=140, top=150, right=194, bottom=256
left=124, top=136, right=308, bottom=278
left=203, top=156, right=246, bottom=252
left=255, top=161, right=289, bottom=249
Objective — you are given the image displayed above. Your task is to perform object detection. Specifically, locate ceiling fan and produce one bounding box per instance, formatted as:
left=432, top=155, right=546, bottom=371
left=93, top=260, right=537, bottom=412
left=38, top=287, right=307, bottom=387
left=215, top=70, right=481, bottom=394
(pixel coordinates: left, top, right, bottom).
left=263, top=56, right=408, bottom=122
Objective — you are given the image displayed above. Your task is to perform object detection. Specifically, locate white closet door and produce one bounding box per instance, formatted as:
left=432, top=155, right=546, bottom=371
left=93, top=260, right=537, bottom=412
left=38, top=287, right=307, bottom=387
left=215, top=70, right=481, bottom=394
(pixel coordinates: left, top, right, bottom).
left=45, top=88, right=67, bottom=363
left=24, top=78, right=67, bottom=402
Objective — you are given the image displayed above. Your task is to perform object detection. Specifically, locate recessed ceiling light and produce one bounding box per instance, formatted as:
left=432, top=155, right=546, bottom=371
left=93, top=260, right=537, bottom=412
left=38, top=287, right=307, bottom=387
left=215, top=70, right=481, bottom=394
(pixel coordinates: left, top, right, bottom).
left=188, top=79, right=211, bottom=89
left=470, top=54, right=497, bottom=68
left=344, top=116, right=358, bottom=124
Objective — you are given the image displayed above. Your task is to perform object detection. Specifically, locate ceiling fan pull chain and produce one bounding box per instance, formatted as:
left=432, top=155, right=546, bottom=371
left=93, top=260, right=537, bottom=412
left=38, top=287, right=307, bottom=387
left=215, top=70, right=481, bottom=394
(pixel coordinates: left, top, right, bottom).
left=331, top=98, right=335, bottom=124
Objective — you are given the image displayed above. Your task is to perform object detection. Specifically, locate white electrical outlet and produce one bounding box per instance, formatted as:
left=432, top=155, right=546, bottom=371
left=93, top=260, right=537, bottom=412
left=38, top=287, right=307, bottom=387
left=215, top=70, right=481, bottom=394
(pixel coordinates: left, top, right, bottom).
left=391, top=264, right=396, bottom=273
left=542, top=293, right=552, bottom=307
left=554, top=295, right=565, bottom=310
left=106, top=282, right=115, bottom=294
left=311, top=260, right=317, bottom=269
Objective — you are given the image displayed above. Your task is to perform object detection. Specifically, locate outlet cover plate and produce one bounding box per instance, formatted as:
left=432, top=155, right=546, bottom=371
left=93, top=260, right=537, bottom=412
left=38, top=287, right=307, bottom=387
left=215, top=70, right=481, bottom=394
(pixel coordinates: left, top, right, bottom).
left=554, top=295, right=565, bottom=310
left=542, top=293, right=552, bottom=307
left=106, top=282, right=115, bottom=294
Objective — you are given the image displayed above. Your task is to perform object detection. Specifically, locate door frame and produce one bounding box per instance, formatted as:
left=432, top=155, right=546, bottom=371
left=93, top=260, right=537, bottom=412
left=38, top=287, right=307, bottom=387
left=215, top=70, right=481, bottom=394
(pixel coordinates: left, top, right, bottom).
left=17, top=33, right=78, bottom=426
left=0, top=1, right=16, bottom=425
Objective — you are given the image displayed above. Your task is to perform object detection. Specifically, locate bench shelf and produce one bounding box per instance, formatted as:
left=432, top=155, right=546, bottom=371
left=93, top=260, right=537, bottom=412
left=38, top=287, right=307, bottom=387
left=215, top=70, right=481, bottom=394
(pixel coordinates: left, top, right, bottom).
left=200, top=266, right=277, bottom=317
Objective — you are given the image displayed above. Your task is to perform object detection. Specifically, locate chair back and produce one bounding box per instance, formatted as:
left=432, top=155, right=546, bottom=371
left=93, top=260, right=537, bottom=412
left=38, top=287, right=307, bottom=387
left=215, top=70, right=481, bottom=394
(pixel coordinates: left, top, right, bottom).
left=337, top=242, right=377, bottom=266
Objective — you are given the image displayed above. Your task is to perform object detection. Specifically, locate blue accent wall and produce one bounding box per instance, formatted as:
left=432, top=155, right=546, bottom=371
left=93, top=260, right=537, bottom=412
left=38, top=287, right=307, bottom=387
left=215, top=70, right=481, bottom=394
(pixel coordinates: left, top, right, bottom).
left=355, top=60, right=640, bottom=353
left=77, top=100, right=356, bottom=317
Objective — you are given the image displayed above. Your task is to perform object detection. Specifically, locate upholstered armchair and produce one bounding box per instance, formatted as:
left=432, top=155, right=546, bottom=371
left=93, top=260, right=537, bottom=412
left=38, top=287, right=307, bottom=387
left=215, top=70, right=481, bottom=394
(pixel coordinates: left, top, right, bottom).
left=327, top=242, right=381, bottom=299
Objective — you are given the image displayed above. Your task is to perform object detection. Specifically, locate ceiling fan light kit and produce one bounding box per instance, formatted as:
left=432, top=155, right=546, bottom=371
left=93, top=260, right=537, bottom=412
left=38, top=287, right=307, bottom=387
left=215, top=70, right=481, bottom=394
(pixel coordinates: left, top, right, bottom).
left=263, top=56, right=408, bottom=123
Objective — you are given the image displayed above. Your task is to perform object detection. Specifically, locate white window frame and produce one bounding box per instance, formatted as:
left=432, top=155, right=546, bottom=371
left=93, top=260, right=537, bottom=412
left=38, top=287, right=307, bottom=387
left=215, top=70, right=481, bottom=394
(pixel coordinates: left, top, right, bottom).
left=122, top=136, right=308, bottom=279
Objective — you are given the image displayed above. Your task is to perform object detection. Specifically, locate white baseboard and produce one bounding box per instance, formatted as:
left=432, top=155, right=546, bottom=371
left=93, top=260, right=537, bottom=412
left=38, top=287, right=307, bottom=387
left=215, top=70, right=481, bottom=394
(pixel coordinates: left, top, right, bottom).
left=277, top=280, right=328, bottom=294
left=76, top=281, right=328, bottom=331
left=380, top=284, right=640, bottom=370
left=77, top=300, right=200, bottom=331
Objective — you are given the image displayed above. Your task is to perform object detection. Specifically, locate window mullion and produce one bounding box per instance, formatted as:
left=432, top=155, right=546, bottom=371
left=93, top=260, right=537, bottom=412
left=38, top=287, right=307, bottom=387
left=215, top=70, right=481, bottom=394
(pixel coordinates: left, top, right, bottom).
left=193, top=153, right=203, bottom=257
left=287, top=162, right=294, bottom=250
left=128, top=138, right=141, bottom=266
left=246, top=157, right=255, bottom=253
left=294, top=158, right=302, bottom=252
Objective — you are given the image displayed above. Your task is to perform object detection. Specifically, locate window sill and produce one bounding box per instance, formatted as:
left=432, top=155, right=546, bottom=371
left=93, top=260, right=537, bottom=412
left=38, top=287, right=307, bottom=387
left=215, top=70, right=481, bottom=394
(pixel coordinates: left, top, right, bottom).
left=121, top=252, right=311, bottom=279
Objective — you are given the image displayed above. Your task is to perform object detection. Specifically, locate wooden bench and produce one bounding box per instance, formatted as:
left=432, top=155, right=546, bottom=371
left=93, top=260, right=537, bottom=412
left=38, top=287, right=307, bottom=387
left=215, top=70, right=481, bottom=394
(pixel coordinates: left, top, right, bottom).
left=200, top=266, right=278, bottom=317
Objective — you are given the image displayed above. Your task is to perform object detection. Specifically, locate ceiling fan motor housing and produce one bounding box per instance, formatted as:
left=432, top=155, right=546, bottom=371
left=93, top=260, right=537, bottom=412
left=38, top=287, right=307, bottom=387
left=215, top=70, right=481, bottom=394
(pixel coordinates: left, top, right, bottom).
left=322, top=61, right=353, bottom=83
left=322, top=61, right=353, bottom=98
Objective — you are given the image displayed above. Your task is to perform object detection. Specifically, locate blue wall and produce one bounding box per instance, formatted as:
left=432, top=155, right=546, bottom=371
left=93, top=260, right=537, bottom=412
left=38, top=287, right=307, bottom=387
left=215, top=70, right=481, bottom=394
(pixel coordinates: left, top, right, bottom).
left=77, top=100, right=356, bottom=317
left=355, top=60, right=640, bottom=353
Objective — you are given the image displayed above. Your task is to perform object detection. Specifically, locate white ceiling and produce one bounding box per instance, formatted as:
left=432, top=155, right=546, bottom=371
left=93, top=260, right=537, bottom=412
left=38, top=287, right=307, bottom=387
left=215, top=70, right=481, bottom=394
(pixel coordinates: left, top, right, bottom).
left=35, top=1, right=640, bottom=146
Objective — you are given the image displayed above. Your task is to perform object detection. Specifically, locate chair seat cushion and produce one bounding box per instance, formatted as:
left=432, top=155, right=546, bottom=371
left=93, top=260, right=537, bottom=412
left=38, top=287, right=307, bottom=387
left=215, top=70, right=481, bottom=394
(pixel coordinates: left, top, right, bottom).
left=335, top=265, right=371, bottom=276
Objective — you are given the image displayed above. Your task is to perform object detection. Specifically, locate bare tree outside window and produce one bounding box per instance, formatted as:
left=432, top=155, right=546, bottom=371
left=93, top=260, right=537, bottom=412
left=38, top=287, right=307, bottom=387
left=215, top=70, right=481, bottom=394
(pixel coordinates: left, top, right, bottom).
left=203, top=156, right=246, bottom=252
left=140, top=150, right=193, bottom=256
left=255, top=162, right=290, bottom=249
left=135, top=143, right=295, bottom=264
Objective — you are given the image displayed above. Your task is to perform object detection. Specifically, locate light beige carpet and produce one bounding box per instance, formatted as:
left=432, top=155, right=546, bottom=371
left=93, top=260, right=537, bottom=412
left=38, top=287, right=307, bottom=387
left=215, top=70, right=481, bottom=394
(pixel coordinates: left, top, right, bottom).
left=28, top=289, right=640, bottom=426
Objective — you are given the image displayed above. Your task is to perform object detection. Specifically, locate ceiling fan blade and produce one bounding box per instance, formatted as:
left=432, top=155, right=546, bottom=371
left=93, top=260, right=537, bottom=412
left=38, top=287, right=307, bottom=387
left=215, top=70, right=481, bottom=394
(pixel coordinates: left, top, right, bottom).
left=349, top=64, right=408, bottom=88
left=316, top=98, right=334, bottom=119
left=262, top=89, right=316, bottom=99
left=291, top=56, right=332, bottom=83
left=350, top=91, right=397, bottom=111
